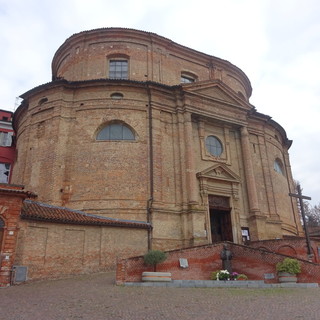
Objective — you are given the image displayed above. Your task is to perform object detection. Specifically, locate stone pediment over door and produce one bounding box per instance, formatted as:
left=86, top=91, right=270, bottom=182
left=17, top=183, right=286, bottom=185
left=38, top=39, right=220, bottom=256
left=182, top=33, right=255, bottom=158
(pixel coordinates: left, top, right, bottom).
left=197, top=164, right=241, bottom=183
left=182, top=81, right=252, bottom=111
left=197, top=164, right=241, bottom=202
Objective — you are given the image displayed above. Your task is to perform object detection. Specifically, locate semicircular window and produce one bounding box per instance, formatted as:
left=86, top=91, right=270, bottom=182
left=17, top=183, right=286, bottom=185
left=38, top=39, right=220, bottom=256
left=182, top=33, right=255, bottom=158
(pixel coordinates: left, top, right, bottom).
left=97, top=123, right=135, bottom=141
left=110, top=92, right=124, bottom=100
left=205, top=135, right=223, bottom=157
left=274, top=158, right=285, bottom=175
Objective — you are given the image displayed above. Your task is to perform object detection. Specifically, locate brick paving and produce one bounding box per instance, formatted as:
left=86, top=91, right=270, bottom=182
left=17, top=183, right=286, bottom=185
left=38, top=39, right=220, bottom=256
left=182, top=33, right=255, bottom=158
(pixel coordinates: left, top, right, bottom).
left=0, top=272, right=320, bottom=320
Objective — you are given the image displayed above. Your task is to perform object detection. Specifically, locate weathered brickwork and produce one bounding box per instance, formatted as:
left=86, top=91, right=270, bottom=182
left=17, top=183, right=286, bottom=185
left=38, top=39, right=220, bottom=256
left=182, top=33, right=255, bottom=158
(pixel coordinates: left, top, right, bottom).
left=12, top=28, right=302, bottom=254
left=0, top=184, right=36, bottom=287
left=0, top=185, right=149, bottom=285
left=116, top=239, right=320, bottom=285
left=14, top=220, right=148, bottom=281
left=248, top=237, right=320, bottom=263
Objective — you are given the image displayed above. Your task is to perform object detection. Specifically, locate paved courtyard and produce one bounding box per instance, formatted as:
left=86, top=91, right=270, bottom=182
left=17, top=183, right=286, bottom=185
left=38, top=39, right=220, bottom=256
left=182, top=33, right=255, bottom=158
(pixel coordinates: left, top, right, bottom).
left=1, top=272, right=319, bottom=320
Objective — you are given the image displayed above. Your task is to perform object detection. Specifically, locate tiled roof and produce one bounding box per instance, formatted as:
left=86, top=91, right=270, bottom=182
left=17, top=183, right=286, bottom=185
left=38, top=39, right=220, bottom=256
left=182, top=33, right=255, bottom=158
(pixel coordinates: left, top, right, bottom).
left=0, top=185, right=37, bottom=198
left=21, top=200, right=151, bottom=230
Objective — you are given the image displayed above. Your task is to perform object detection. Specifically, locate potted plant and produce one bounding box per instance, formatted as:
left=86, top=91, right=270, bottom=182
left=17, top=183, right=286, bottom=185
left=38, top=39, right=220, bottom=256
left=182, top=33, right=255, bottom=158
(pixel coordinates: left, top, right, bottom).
left=236, top=274, right=248, bottom=281
left=276, top=258, right=301, bottom=283
left=142, top=250, right=171, bottom=282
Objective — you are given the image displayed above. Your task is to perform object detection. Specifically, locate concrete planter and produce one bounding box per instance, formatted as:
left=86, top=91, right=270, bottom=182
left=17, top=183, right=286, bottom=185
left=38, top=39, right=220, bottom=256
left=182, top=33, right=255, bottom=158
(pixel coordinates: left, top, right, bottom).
left=142, top=272, right=172, bottom=282
left=278, top=272, right=298, bottom=283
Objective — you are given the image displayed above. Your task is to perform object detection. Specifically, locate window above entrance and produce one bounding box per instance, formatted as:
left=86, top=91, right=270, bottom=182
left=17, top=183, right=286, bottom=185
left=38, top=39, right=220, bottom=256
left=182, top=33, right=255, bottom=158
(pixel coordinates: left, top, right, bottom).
left=205, top=135, right=223, bottom=157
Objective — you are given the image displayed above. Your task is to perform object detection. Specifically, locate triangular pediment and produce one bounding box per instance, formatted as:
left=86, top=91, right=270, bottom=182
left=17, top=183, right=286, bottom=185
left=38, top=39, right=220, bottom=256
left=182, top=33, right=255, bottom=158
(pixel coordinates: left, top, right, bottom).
left=197, top=164, right=241, bottom=183
left=182, top=80, right=252, bottom=110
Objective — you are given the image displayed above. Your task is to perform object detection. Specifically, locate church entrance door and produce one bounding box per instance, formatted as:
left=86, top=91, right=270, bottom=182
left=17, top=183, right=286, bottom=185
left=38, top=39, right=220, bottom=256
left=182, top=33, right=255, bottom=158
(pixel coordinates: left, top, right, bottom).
left=209, top=208, right=233, bottom=242
left=208, top=195, right=233, bottom=243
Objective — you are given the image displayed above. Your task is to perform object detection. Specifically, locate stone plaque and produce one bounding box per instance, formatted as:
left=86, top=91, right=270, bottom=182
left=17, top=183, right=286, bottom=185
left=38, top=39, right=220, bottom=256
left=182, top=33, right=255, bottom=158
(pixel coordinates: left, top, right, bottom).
left=264, top=273, right=275, bottom=280
left=179, top=258, right=189, bottom=268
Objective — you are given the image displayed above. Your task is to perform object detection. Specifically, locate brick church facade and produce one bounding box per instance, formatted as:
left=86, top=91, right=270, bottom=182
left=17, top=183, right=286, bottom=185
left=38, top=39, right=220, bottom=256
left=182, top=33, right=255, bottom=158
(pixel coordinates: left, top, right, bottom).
left=0, top=28, right=307, bottom=285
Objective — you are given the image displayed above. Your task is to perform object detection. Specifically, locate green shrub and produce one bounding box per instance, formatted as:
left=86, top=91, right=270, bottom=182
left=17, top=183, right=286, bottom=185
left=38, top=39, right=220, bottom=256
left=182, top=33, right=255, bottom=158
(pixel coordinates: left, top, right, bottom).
left=276, top=258, right=301, bottom=274
left=143, top=250, right=167, bottom=271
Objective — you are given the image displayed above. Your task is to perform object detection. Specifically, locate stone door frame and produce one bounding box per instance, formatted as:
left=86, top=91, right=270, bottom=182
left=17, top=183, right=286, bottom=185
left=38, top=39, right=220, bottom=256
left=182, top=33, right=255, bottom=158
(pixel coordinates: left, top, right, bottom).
left=197, top=164, right=242, bottom=244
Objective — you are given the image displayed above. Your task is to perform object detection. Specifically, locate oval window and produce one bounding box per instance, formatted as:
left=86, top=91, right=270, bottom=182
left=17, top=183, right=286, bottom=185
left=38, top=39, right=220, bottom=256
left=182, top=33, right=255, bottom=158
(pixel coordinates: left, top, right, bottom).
left=205, top=136, right=223, bottom=157
left=110, top=92, right=124, bottom=100
left=274, top=159, right=285, bottom=175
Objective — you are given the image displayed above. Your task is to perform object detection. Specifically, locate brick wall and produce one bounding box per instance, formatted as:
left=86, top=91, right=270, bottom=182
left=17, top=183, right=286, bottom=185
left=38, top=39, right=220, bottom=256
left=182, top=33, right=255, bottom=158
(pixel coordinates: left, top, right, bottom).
left=0, top=184, right=34, bottom=287
left=116, top=240, right=320, bottom=285
left=14, top=220, right=149, bottom=281
left=248, top=237, right=320, bottom=263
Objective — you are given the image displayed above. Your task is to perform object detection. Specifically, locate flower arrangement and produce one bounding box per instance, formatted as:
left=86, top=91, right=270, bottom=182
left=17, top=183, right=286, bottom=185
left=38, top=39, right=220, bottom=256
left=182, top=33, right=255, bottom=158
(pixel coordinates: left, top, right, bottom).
left=230, top=272, right=239, bottom=280
left=211, top=270, right=230, bottom=280
left=211, top=270, right=248, bottom=281
left=217, top=270, right=230, bottom=280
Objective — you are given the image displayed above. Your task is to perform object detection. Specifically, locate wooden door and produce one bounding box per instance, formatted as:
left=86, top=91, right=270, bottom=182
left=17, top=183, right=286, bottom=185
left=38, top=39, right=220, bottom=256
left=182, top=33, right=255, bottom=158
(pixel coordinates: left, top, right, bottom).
left=210, top=209, right=233, bottom=243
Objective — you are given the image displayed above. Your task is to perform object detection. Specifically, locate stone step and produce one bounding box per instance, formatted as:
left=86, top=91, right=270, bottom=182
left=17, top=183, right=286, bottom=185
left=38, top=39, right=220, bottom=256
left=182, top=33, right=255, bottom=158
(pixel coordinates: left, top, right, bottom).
left=124, top=280, right=319, bottom=288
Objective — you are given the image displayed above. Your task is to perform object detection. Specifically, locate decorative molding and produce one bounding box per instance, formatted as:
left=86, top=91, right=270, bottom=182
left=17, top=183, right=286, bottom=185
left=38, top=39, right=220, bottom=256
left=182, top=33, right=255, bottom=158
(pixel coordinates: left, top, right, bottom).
left=197, top=163, right=241, bottom=183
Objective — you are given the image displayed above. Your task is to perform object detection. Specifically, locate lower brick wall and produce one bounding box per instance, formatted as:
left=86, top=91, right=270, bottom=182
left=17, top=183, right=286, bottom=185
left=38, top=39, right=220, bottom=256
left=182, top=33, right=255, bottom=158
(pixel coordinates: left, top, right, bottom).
left=247, top=237, right=320, bottom=263
left=116, top=241, right=320, bottom=285
left=14, top=220, right=149, bottom=280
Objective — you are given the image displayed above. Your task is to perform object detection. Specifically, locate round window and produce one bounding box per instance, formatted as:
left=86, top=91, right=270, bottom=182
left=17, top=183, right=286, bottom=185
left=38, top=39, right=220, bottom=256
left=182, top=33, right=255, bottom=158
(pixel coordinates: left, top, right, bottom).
left=205, top=136, right=223, bottom=157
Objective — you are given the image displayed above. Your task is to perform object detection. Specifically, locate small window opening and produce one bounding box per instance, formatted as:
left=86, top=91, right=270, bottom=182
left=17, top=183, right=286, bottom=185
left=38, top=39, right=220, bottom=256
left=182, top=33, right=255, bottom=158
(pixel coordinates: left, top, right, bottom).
left=181, top=74, right=196, bottom=83
left=110, top=92, right=124, bottom=100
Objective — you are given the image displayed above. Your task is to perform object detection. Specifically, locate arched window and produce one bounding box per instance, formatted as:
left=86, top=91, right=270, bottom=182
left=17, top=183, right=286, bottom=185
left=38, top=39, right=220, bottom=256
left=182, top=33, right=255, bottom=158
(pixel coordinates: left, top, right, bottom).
left=110, top=92, right=124, bottom=100
left=97, top=122, right=135, bottom=141
left=274, top=158, right=285, bottom=175
left=205, top=136, right=223, bottom=157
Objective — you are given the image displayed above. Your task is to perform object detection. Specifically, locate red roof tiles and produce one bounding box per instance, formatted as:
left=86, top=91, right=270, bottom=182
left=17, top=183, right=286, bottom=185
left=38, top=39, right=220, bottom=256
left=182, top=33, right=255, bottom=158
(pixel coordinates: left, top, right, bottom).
left=21, top=200, right=151, bottom=230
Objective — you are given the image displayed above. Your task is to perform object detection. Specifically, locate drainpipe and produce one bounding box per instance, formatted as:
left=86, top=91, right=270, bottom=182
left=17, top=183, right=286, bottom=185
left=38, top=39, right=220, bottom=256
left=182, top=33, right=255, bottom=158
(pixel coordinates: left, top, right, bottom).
left=146, top=84, right=153, bottom=250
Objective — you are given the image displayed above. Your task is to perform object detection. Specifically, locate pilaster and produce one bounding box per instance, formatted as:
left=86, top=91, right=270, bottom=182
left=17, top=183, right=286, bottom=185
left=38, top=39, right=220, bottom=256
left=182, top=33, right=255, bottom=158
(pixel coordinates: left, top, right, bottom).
left=183, top=112, right=198, bottom=204
left=240, top=127, right=264, bottom=240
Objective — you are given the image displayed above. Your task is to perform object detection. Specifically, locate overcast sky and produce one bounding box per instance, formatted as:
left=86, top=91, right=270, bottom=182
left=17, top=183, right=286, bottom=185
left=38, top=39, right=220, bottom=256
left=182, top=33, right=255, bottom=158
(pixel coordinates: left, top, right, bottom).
left=0, top=0, right=319, bottom=204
